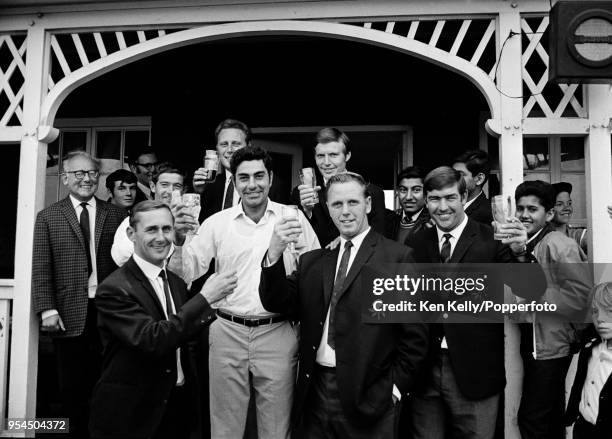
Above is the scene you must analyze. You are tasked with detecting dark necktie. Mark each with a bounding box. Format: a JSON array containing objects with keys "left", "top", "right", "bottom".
[
  {"left": 223, "top": 179, "right": 234, "bottom": 209},
  {"left": 79, "top": 202, "right": 92, "bottom": 276},
  {"left": 327, "top": 240, "right": 353, "bottom": 349},
  {"left": 158, "top": 269, "right": 174, "bottom": 319},
  {"left": 440, "top": 233, "right": 452, "bottom": 263}
]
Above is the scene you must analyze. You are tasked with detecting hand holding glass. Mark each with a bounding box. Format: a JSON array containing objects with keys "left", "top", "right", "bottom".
[
  {"left": 491, "top": 195, "right": 512, "bottom": 240},
  {"left": 282, "top": 205, "right": 300, "bottom": 253},
  {"left": 203, "top": 150, "right": 219, "bottom": 182},
  {"left": 182, "top": 193, "right": 201, "bottom": 235},
  {"left": 299, "top": 167, "right": 319, "bottom": 205}
]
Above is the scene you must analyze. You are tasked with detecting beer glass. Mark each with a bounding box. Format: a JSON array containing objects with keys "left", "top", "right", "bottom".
[
  {"left": 299, "top": 167, "right": 319, "bottom": 205},
  {"left": 282, "top": 205, "right": 300, "bottom": 253},
  {"left": 203, "top": 150, "right": 219, "bottom": 182},
  {"left": 491, "top": 195, "right": 512, "bottom": 240},
  {"left": 182, "top": 193, "right": 201, "bottom": 235}
]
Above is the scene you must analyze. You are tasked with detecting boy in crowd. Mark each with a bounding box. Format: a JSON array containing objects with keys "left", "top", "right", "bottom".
[
  {"left": 565, "top": 282, "right": 612, "bottom": 439},
  {"left": 514, "top": 180, "right": 592, "bottom": 439},
  {"left": 452, "top": 150, "right": 493, "bottom": 225},
  {"left": 106, "top": 169, "right": 138, "bottom": 213}
]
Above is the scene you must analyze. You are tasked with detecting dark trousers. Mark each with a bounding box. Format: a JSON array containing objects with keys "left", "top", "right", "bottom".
[
  {"left": 518, "top": 355, "right": 572, "bottom": 439},
  {"left": 154, "top": 385, "right": 191, "bottom": 439},
  {"left": 53, "top": 300, "right": 102, "bottom": 438},
  {"left": 302, "top": 365, "right": 398, "bottom": 439}
]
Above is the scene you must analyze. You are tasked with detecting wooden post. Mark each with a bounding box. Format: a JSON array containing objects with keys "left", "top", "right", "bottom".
[
  {"left": 7, "top": 22, "right": 50, "bottom": 437},
  {"left": 496, "top": 9, "right": 524, "bottom": 439}
]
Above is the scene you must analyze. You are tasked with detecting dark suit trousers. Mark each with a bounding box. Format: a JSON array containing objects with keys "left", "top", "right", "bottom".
[
  {"left": 518, "top": 354, "right": 572, "bottom": 439},
  {"left": 302, "top": 365, "right": 398, "bottom": 439},
  {"left": 53, "top": 300, "right": 102, "bottom": 438}
]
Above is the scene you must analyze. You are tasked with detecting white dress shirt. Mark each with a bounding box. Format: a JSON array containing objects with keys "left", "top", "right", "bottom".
[
  {"left": 435, "top": 214, "right": 469, "bottom": 349},
  {"left": 183, "top": 199, "right": 320, "bottom": 317},
  {"left": 132, "top": 253, "right": 185, "bottom": 386},
  {"left": 463, "top": 190, "right": 484, "bottom": 211},
  {"left": 579, "top": 340, "right": 612, "bottom": 424}
]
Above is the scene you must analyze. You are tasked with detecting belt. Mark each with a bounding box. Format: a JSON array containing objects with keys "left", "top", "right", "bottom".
[{"left": 216, "top": 310, "right": 286, "bottom": 327}]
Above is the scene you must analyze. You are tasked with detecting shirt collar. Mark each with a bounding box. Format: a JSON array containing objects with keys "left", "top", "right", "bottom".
[
  {"left": 132, "top": 252, "right": 167, "bottom": 281},
  {"left": 70, "top": 194, "right": 96, "bottom": 209},
  {"left": 339, "top": 226, "right": 371, "bottom": 253},
  {"left": 436, "top": 213, "right": 468, "bottom": 243},
  {"left": 402, "top": 208, "right": 424, "bottom": 222},
  {"left": 527, "top": 227, "right": 544, "bottom": 245},
  {"left": 464, "top": 190, "right": 483, "bottom": 210},
  {"left": 230, "top": 198, "right": 276, "bottom": 222}
]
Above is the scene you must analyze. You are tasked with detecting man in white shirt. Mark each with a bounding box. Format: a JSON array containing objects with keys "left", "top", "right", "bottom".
[
  {"left": 178, "top": 146, "right": 320, "bottom": 439},
  {"left": 260, "top": 172, "right": 428, "bottom": 438}
]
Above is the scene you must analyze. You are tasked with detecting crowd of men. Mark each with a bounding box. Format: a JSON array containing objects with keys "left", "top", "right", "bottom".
[{"left": 32, "top": 119, "right": 612, "bottom": 439}]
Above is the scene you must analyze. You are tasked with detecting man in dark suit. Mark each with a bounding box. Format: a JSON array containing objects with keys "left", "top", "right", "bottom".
[
  {"left": 453, "top": 150, "right": 493, "bottom": 225},
  {"left": 32, "top": 151, "right": 127, "bottom": 437},
  {"left": 89, "top": 201, "right": 237, "bottom": 439},
  {"left": 128, "top": 147, "right": 159, "bottom": 203},
  {"left": 292, "top": 127, "right": 387, "bottom": 247},
  {"left": 406, "top": 166, "right": 545, "bottom": 439},
  {"left": 260, "top": 172, "right": 428, "bottom": 438},
  {"left": 385, "top": 166, "right": 431, "bottom": 244}
]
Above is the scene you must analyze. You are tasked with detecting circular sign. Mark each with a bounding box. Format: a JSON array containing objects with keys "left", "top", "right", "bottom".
[{"left": 567, "top": 9, "right": 612, "bottom": 67}]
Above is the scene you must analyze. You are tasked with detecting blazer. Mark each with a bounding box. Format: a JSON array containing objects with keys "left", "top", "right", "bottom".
[
  {"left": 465, "top": 192, "right": 493, "bottom": 225},
  {"left": 32, "top": 196, "right": 126, "bottom": 337},
  {"left": 291, "top": 182, "right": 387, "bottom": 248},
  {"left": 406, "top": 218, "right": 546, "bottom": 399},
  {"left": 259, "top": 230, "right": 429, "bottom": 427},
  {"left": 89, "top": 257, "right": 215, "bottom": 439},
  {"left": 565, "top": 333, "right": 612, "bottom": 434}
]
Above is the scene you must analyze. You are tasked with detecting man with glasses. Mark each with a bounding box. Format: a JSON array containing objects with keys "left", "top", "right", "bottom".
[
  {"left": 32, "top": 151, "right": 126, "bottom": 438},
  {"left": 129, "top": 148, "right": 159, "bottom": 202}
]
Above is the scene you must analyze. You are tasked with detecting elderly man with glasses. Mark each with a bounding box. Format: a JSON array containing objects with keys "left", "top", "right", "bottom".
[
  {"left": 32, "top": 151, "right": 127, "bottom": 438},
  {"left": 129, "top": 147, "right": 159, "bottom": 202}
]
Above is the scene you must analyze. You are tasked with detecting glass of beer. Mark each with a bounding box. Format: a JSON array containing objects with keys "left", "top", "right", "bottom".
[
  {"left": 182, "top": 193, "right": 201, "bottom": 235},
  {"left": 203, "top": 150, "right": 219, "bottom": 182},
  {"left": 299, "top": 167, "right": 319, "bottom": 205},
  {"left": 491, "top": 195, "right": 512, "bottom": 240},
  {"left": 282, "top": 205, "right": 300, "bottom": 253}
]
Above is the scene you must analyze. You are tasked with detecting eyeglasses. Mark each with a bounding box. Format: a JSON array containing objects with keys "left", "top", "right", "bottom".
[
  {"left": 63, "top": 170, "right": 100, "bottom": 180},
  {"left": 137, "top": 162, "right": 158, "bottom": 170}
]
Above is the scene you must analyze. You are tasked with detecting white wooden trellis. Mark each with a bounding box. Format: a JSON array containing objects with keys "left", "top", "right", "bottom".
[{"left": 0, "top": 34, "right": 27, "bottom": 128}]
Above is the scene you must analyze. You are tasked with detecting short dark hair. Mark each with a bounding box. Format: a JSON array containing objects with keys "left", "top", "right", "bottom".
[
  {"left": 129, "top": 200, "right": 173, "bottom": 228},
  {"left": 215, "top": 118, "right": 252, "bottom": 145},
  {"left": 128, "top": 146, "right": 157, "bottom": 165},
  {"left": 61, "top": 151, "right": 100, "bottom": 173},
  {"left": 552, "top": 182, "right": 572, "bottom": 197},
  {"left": 424, "top": 166, "right": 467, "bottom": 195},
  {"left": 397, "top": 166, "right": 425, "bottom": 184},
  {"left": 454, "top": 150, "right": 490, "bottom": 185},
  {"left": 106, "top": 169, "right": 138, "bottom": 193},
  {"left": 230, "top": 146, "right": 273, "bottom": 176},
  {"left": 515, "top": 180, "right": 555, "bottom": 211},
  {"left": 151, "top": 165, "right": 185, "bottom": 184},
  {"left": 326, "top": 172, "right": 370, "bottom": 198},
  {"left": 315, "top": 127, "right": 351, "bottom": 155}
]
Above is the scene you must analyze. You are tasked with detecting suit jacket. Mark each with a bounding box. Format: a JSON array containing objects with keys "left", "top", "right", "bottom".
[
  {"left": 89, "top": 257, "right": 215, "bottom": 438},
  {"left": 32, "top": 196, "right": 126, "bottom": 337},
  {"left": 259, "top": 230, "right": 429, "bottom": 427},
  {"left": 291, "top": 182, "right": 387, "bottom": 248},
  {"left": 565, "top": 332, "right": 612, "bottom": 434},
  {"left": 465, "top": 191, "right": 493, "bottom": 225},
  {"left": 406, "top": 218, "right": 546, "bottom": 399}
]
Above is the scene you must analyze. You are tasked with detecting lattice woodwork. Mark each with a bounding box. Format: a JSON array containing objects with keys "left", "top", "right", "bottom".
[
  {"left": 521, "top": 16, "right": 585, "bottom": 118},
  {"left": 0, "top": 34, "right": 27, "bottom": 127},
  {"left": 49, "top": 28, "right": 185, "bottom": 91}
]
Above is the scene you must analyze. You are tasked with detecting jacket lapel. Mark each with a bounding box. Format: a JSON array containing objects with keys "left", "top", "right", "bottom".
[
  {"left": 94, "top": 197, "right": 108, "bottom": 252},
  {"left": 125, "top": 257, "right": 166, "bottom": 319},
  {"left": 450, "top": 219, "right": 478, "bottom": 263},
  {"left": 335, "top": 230, "right": 377, "bottom": 302},
  {"left": 322, "top": 247, "right": 338, "bottom": 309},
  {"left": 59, "top": 196, "right": 88, "bottom": 253},
  {"left": 167, "top": 272, "right": 184, "bottom": 310},
  {"left": 425, "top": 227, "right": 440, "bottom": 262}
]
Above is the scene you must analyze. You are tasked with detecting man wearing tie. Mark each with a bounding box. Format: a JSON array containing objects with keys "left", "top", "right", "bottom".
[
  {"left": 89, "top": 201, "right": 237, "bottom": 439},
  {"left": 32, "top": 151, "right": 126, "bottom": 437},
  {"left": 260, "top": 172, "right": 428, "bottom": 438},
  {"left": 406, "top": 166, "right": 545, "bottom": 439}
]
